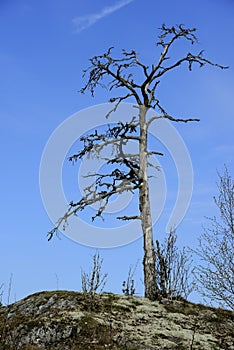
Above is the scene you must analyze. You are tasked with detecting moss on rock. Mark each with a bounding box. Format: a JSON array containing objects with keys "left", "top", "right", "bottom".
[{"left": 0, "top": 291, "right": 233, "bottom": 350}]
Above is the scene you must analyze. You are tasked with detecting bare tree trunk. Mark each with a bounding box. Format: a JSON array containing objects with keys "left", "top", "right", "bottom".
[{"left": 139, "top": 105, "right": 158, "bottom": 300}]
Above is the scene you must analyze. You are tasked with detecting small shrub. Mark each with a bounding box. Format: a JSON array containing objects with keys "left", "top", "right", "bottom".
[
  {"left": 0, "top": 283, "right": 3, "bottom": 306},
  {"left": 155, "top": 229, "right": 195, "bottom": 300},
  {"left": 122, "top": 263, "right": 137, "bottom": 296},
  {"left": 81, "top": 252, "right": 108, "bottom": 297}
]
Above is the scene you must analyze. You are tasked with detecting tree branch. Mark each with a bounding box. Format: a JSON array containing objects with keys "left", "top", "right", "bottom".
[
  {"left": 147, "top": 114, "right": 200, "bottom": 130},
  {"left": 117, "top": 215, "right": 141, "bottom": 221},
  {"left": 48, "top": 169, "right": 141, "bottom": 240},
  {"left": 69, "top": 118, "right": 139, "bottom": 162}
]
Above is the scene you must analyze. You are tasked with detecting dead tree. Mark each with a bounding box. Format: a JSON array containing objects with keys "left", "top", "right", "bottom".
[{"left": 48, "top": 24, "right": 227, "bottom": 301}]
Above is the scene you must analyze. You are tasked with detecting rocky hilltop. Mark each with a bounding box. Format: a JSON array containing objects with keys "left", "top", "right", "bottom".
[{"left": 0, "top": 290, "right": 233, "bottom": 350}]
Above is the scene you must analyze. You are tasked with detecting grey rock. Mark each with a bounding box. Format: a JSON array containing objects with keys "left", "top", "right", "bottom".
[{"left": 0, "top": 290, "right": 233, "bottom": 350}]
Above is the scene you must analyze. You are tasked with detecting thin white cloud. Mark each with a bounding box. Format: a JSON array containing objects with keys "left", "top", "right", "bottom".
[{"left": 72, "top": 0, "right": 134, "bottom": 33}]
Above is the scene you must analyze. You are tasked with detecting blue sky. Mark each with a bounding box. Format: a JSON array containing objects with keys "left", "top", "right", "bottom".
[{"left": 0, "top": 0, "right": 233, "bottom": 304}]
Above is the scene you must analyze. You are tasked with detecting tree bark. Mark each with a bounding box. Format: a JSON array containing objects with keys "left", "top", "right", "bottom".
[{"left": 139, "top": 105, "right": 159, "bottom": 300}]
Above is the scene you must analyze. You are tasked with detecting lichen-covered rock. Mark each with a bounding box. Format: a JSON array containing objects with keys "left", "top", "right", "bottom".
[{"left": 0, "top": 290, "right": 233, "bottom": 350}]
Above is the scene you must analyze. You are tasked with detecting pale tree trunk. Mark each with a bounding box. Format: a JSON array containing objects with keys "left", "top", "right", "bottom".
[{"left": 139, "top": 105, "right": 159, "bottom": 300}]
